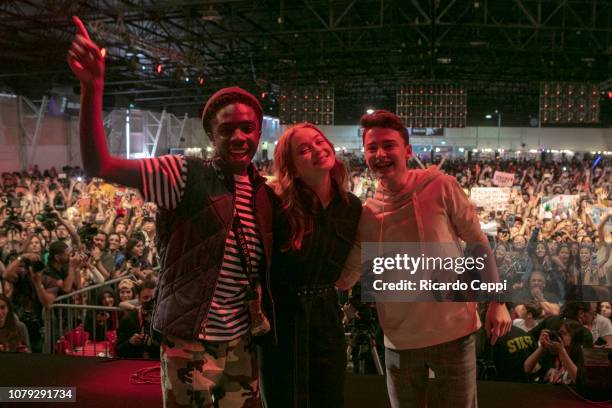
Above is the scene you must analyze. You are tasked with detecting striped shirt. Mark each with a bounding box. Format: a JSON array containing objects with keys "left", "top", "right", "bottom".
[
  {"left": 138, "top": 156, "right": 262, "bottom": 342},
  {"left": 138, "top": 155, "right": 187, "bottom": 210},
  {"left": 200, "top": 174, "right": 262, "bottom": 341}
]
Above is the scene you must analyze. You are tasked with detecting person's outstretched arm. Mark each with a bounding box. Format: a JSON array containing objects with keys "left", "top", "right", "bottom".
[{"left": 67, "top": 16, "right": 140, "bottom": 189}]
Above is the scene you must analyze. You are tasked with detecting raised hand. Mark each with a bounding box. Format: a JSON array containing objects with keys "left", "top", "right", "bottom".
[{"left": 67, "top": 16, "right": 105, "bottom": 86}]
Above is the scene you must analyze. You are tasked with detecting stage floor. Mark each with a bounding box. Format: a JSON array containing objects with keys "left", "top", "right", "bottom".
[{"left": 0, "top": 354, "right": 598, "bottom": 407}]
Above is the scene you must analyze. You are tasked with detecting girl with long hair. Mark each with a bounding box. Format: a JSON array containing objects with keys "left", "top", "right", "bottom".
[
  {"left": 551, "top": 243, "right": 573, "bottom": 300},
  {"left": 259, "top": 123, "right": 362, "bottom": 408},
  {"left": 529, "top": 241, "right": 552, "bottom": 276},
  {"left": 575, "top": 245, "right": 604, "bottom": 285},
  {"left": 0, "top": 294, "right": 30, "bottom": 353},
  {"left": 524, "top": 319, "right": 584, "bottom": 385},
  {"left": 114, "top": 237, "right": 150, "bottom": 281}
]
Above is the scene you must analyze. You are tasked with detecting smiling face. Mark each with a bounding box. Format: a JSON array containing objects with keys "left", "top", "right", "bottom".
[
  {"left": 363, "top": 127, "right": 412, "bottom": 191},
  {"left": 108, "top": 234, "right": 120, "bottom": 251},
  {"left": 119, "top": 287, "right": 133, "bottom": 301},
  {"left": 290, "top": 127, "right": 335, "bottom": 182},
  {"left": 536, "top": 243, "right": 547, "bottom": 258},
  {"left": 210, "top": 102, "right": 261, "bottom": 175}
]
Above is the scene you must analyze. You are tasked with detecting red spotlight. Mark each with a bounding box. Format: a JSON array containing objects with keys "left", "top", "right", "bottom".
[
  {"left": 198, "top": 77, "right": 205, "bottom": 86},
  {"left": 607, "top": 91, "right": 612, "bottom": 99},
  {"left": 155, "top": 63, "right": 163, "bottom": 74},
  {"left": 261, "top": 92, "right": 268, "bottom": 99}
]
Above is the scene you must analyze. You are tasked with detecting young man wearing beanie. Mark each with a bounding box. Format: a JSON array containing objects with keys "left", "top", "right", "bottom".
[
  {"left": 337, "top": 110, "right": 512, "bottom": 408},
  {"left": 68, "top": 17, "right": 275, "bottom": 407}
]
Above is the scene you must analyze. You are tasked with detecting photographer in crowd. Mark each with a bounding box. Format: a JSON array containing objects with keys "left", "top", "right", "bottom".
[
  {"left": 115, "top": 277, "right": 160, "bottom": 359},
  {"left": 0, "top": 165, "right": 161, "bottom": 353},
  {"left": 523, "top": 319, "right": 585, "bottom": 385},
  {"left": 1, "top": 253, "right": 56, "bottom": 352}
]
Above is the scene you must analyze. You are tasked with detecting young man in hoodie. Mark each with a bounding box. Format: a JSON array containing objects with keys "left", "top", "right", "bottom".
[{"left": 337, "top": 110, "right": 511, "bottom": 408}]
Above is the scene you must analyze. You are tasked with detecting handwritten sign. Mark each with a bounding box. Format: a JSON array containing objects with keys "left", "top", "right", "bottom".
[
  {"left": 493, "top": 171, "right": 515, "bottom": 187},
  {"left": 539, "top": 195, "right": 579, "bottom": 218},
  {"left": 470, "top": 187, "right": 511, "bottom": 209}
]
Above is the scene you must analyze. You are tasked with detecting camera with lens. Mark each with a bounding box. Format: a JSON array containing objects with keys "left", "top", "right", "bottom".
[
  {"left": 141, "top": 298, "right": 154, "bottom": 316},
  {"left": 548, "top": 330, "right": 561, "bottom": 343},
  {"left": 2, "top": 209, "right": 22, "bottom": 232},
  {"left": 78, "top": 223, "right": 99, "bottom": 251},
  {"left": 22, "top": 257, "right": 46, "bottom": 274},
  {"left": 53, "top": 194, "right": 66, "bottom": 211},
  {"left": 128, "top": 256, "right": 147, "bottom": 269},
  {"left": 36, "top": 205, "right": 57, "bottom": 231}
]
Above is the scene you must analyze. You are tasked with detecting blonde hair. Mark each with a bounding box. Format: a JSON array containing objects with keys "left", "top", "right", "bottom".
[
  {"left": 272, "top": 123, "right": 348, "bottom": 251},
  {"left": 118, "top": 279, "right": 135, "bottom": 290}
]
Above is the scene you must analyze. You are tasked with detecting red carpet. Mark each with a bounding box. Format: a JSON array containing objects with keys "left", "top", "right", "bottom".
[{"left": 0, "top": 354, "right": 598, "bottom": 407}]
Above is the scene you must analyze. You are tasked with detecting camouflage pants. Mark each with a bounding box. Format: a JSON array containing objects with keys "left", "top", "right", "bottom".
[{"left": 160, "top": 334, "right": 260, "bottom": 408}]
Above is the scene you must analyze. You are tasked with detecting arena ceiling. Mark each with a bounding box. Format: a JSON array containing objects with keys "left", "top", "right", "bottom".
[{"left": 1, "top": 0, "right": 611, "bottom": 126}]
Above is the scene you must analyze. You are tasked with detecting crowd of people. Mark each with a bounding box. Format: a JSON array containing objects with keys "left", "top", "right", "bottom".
[
  {"left": 342, "top": 153, "right": 612, "bottom": 387},
  {"left": 0, "top": 166, "right": 160, "bottom": 355},
  {"left": 0, "top": 154, "right": 610, "bottom": 384}
]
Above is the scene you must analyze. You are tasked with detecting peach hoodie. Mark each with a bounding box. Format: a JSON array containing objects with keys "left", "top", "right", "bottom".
[{"left": 337, "top": 166, "right": 491, "bottom": 349}]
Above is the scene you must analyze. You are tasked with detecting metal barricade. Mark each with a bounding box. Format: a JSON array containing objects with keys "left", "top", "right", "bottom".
[{"left": 43, "top": 276, "right": 130, "bottom": 357}]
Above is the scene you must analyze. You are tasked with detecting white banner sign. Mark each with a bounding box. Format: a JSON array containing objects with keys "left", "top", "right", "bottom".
[
  {"left": 470, "top": 187, "right": 511, "bottom": 209},
  {"left": 539, "top": 195, "right": 580, "bottom": 218}
]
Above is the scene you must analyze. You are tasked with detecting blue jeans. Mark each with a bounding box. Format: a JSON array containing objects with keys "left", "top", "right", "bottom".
[{"left": 385, "top": 334, "right": 477, "bottom": 408}]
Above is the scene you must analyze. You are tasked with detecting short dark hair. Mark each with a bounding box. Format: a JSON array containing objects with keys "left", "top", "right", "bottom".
[
  {"left": 562, "top": 301, "right": 591, "bottom": 320},
  {"left": 360, "top": 110, "right": 409, "bottom": 144},
  {"left": 136, "top": 277, "right": 157, "bottom": 297},
  {"left": 48, "top": 240, "right": 68, "bottom": 263},
  {"left": 201, "top": 87, "right": 263, "bottom": 140},
  {"left": 523, "top": 302, "right": 542, "bottom": 319}
]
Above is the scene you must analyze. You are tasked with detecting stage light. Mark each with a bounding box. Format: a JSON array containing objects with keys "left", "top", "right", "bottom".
[
  {"left": 485, "top": 114, "right": 492, "bottom": 119},
  {"left": 540, "top": 82, "right": 599, "bottom": 124},
  {"left": 185, "top": 77, "right": 190, "bottom": 83},
  {"left": 397, "top": 81, "right": 466, "bottom": 127},
  {"left": 155, "top": 63, "right": 163, "bottom": 74},
  {"left": 607, "top": 91, "right": 612, "bottom": 99},
  {"left": 280, "top": 86, "right": 334, "bottom": 125},
  {"left": 198, "top": 77, "right": 205, "bottom": 86},
  {"left": 100, "top": 48, "right": 107, "bottom": 57},
  {"left": 366, "top": 108, "right": 374, "bottom": 114}
]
